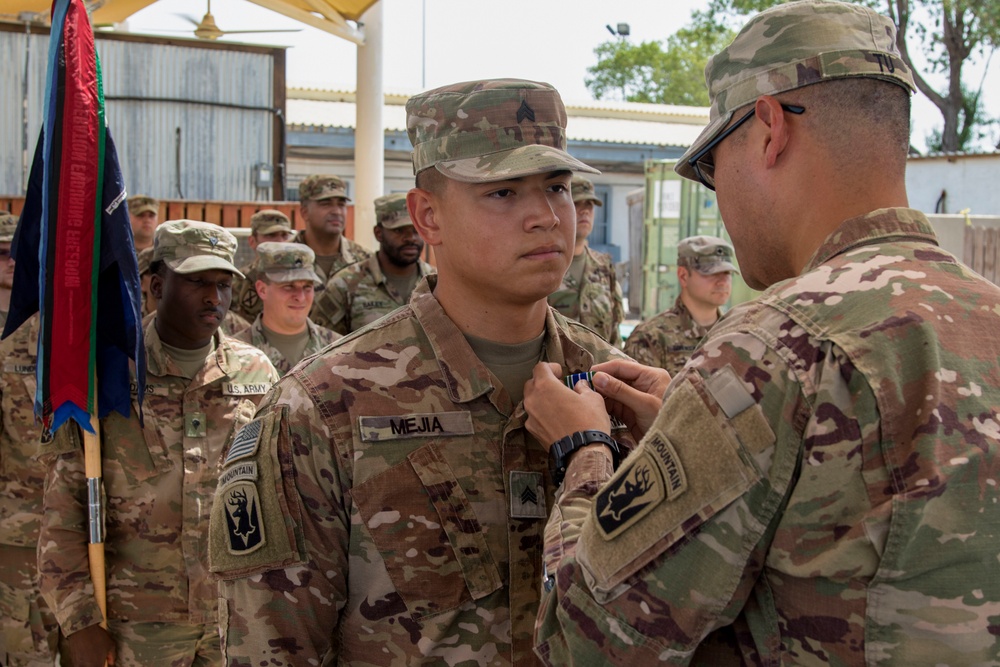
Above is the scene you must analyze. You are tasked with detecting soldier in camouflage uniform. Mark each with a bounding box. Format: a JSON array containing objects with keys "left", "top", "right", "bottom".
[
  {"left": 311, "top": 192, "right": 436, "bottom": 334},
  {"left": 523, "top": 2, "right": 1000, "bottom": 664},
  {"left": 39, "top": 220, "right": 278, "bottom": 667},
  {"left": 127, "top": 194, "right": 159, "bottom": 253},
  {"left": 1, "top": 314, "right": 69, "bottom": 666},
  {"left": 624, "top": 236, "right": 737, "bottom": 375},
  {"left": 232, "top": 242, "right": 339, "bottom": 375},
  {"left": 293, "top": 174, "right": 371, "bottom": 286},
  {"left": 0, "top": 212, "right": 16, "bottom": 332},
  {"left": 547, "top": 176, "right": 625, "bottom": 345},
  {"left": 230, "top": 209, "right": 295, "bottom": 323},
  {"left": 209, "top": 79, "right": 635, "bottom": 666}
]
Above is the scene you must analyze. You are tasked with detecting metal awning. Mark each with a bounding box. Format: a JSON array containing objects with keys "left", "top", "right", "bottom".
[{"left": 0, "top": 0, "right": 378, "bottom": 43}]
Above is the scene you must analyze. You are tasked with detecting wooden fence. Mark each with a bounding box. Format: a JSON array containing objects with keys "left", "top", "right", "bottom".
[
  {"left": 0, "top": 196, "right": 354, "bottom": 238},
  {"left": 964, "top": 226, "right": 1000, "bottom": 286}
]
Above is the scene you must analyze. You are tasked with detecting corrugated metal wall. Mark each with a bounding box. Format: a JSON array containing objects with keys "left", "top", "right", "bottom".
[{"left": 0, "top": 29, "right": 277, "bottom": 201}]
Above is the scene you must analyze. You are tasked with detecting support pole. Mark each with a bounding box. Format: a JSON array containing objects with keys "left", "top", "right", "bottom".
[
  {"left": 354, "top": 0, "right": 384, "bottom": 251},
  {"left": 83, "top": 422, "right": 107, "bottom": 629}
]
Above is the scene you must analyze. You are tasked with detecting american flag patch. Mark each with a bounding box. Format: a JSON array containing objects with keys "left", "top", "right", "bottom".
[{"left": 225, "top": 418, "right": 263, "bottom": 464}]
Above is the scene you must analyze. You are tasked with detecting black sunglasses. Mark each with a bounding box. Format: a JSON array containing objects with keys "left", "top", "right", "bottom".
[{"left": 688, "top": 104, "right": 805, "bottom": 191}]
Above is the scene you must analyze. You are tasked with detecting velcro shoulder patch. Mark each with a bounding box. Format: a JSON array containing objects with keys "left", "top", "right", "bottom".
[
  {"left": 358, "top": 411, "right": 474, "bottom": 442},
  {"left": 578, "top": 377, "right": 760, "bottom": 595},
  {"left": 210, "top": 407, "right": 303, "bottom": 578}
]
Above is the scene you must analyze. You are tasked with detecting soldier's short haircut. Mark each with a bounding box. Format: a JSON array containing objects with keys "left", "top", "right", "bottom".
[
  {"left": 149, "top": 259, "right": 166, "bottom": 277},
  {"left": 415, "top": 168, "right": 446, "bottom": 195}
]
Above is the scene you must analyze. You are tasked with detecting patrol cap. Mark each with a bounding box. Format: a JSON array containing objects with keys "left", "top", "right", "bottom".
[
  {"left": 571, "top": 176, "right": 603, "bottom": 206},
  {"left": 0, "top": 211, "right": 16, "bottom": 243},
  {"left": 255, "top": 242, "right": 322, "bottom": 286},
  {"left": 299, "top": 174, "right": 351, "bottom": 203},
  {"left": 678, "top": 235, "right": 739, "bottom": 275},
  {"left": 675, "top": 0, "right": 916, "bottom": 181},
  {"left": 374, "top": 193, "right": 413, "bottom": 230},
  {"left": 250, "top": 209, "right": 292, "bottom": 236},
  {"left": 136, "top": 246, "right": 154, "bottom": 276},
  {"left": 406, "top": 78, "right": 600, "bottom": 183},
  {"left": 128, "top": 194, "right": 159, "bottom": 216},
  {"left": 153, "top": 220, "right": 243, "bottom": 278}
]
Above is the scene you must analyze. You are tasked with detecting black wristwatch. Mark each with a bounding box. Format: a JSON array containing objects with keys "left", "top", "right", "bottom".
[{"left": 549, "top": 430, "right": 621, "bottom": 486}]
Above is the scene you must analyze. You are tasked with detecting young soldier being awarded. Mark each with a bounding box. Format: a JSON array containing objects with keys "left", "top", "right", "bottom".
[
  {"left": 311, "top": 192, "right": 436, "bottom": 334},
  {"left": 524, "top": 1, "right": 1000, "bottom": 664},
  {"left": 232, "top": 242, "right": 339, "bottom": 376},
  {"left": 624, "top": 235, "right": 737, "bottom": 374},
  {"left": 230, "top": 209, "right": 295, "bottom": 324},
  {"left": 546, "top": 176, "right": 625, "bottom": 346},
  {"left": 209, "top": 79, "right": 634, "bottom": 665},
  {"left": 292, "top": 174, "right": 371, "bottom": 286},
  {"left": 1, "top": 313, "right": 70, "bottom": 666},
  {"left": 38, "top": 221, "right": 278, "bottom": 667}
]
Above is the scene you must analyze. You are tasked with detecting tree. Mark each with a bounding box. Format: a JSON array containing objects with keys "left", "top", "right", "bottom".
[
  {"left": 585, "top": 25, "right": 734, "bottom": 106},
  {"left": 692, "top": 0, "right": 1000, "bottom": 153}
]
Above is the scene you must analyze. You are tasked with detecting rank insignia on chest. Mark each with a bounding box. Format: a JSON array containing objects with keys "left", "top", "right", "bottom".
[
  {"left": 509, "top": 471, "right": 546, "bottom": 519},
  {"left": 223, "top": 482, "right": 266, "bottom": 554}
]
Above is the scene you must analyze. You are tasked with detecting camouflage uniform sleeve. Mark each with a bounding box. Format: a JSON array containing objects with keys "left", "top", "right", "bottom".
[
  {"left": 608, "top": 267, "right": 625, "bottom": 348},
  {"left": 212, "top": 376, "right": 349, "bottom": 665},
  {"left": 622, "top": 325, "right": 662, "bottom": 369},
  {"left": 37, "top": 425, "right": 106, "bottom": 636},
  {"left": 309, "top": 277, "right": 350, "bottom": 334},
  {"left": 535, "top": 325, "right": 810, "bottom": 665}
]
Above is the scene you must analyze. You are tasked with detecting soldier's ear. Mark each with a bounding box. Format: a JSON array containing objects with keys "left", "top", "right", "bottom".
[
  {"left": 407, "top": 188, "right": 442, "bottom": 247},
  {"left": 149, "top": 272, "right": 164, "bottom": 300}
]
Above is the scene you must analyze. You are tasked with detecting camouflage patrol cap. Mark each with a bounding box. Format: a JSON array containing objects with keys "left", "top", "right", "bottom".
[
  {"left": 0, "top": 211, "right": 16, "bottom": 243},
  {"left": 255, "top": 242, "right": 322, "bottom": 286},
  {"left": 406, "top": 78, "right": 600, "bottom": 183},
  {"left": 299, "top": 174, "right": 351, "bottom": 203},
  {"left": 571, "top": 176, "right": 603, "bottom": 206},
  {"left": 678, "top": 235, "right": 739, "bottom": 275},
  {"left": 374, "top": 193, "right": 413, "bottom": 230},
  {"left": 675, "top": 0, "right": 917, "bottom": 181},
  {"left": 136, "top": 246, "right": 154, "bottom": 276},
  {"left": 128, "top": 194, "right": 159, "bottom": 216},
  {"left": 250, "top": 209, "right": 292, "bottom": 236},
  {"left": 153, "top": 220, "right": 243, "bottom": 278}
]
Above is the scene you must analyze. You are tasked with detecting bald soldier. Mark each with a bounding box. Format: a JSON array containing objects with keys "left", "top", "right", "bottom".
[
  {"left": 232, "top": 242, "right": 339, "bottom": 376},
  {"left": 231, "top": 209, "right": 295, "bottom": 323},
  {"left": 39, "top": 221, "right": 278, "bottom": 667},
  {"left": 293, "top": 174, "right": 371, "bottom": 285},
  {"left": 624, "top": 235, "right": 737, "bottom": 374},
  {"left": 210, "top": 78, "right": 635, "bottom": 665},
  {"left": 311, "top": 192, "right": 436, "bottom": 334},
  {"left": 523, "top": 1, "right": 1000, "bottom": 664},
  {"left": 127, "top": 195, "right": 159, "bottom": 252},
  {"left": 547, "top": 176, "right": 625, "bottom": 345}
]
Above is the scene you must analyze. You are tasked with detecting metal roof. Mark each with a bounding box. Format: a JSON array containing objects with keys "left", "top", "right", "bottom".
[{"left": 286, "top": 88, "right": 709, "bottom": 149}]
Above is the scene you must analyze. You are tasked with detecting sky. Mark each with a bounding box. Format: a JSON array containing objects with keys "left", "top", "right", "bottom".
[{"left": 119, "top": 0, "right": 1000, "bottom": 153}]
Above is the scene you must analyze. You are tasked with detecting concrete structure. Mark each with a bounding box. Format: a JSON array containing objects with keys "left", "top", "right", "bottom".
[{"left": 906, "top": 152, "right": 1000, "bottom": 217}]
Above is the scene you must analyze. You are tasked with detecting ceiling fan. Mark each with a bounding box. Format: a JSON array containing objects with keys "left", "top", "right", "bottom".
[{"left": 177, "top": 0, "right": 302, "bottom": 40}]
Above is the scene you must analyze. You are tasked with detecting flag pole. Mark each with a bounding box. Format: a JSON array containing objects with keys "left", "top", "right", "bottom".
[{"left": 84, "top": 416, "right": 107, "bottom": 629}]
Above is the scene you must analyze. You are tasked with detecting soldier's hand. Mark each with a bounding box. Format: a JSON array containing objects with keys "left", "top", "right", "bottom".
[
  {"left": 590, "top": 359, "right": 671, "bottom": 441},
  {"left": 67, "top": 624, "right": 117, "bottom": 667},
  {"left": 524, "top": 362, "right": 611, "bottom": 451}
]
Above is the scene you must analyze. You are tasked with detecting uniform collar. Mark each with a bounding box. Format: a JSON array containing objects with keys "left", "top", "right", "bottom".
[{"left": 804, "top": 208, "right": 938, "bottom": 273}]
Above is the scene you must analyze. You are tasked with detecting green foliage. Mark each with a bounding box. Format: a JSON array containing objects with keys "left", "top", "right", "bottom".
[{"left": 585, "top": 25, "right": 733, "bottom": 106}]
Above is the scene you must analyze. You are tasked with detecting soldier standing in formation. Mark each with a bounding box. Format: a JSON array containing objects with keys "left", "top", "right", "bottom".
[
  {"left": 0, "top": 212, "right": 17, "bottom": 332},
  {"left": 624, "top": 235, "right": 737, "bottom": 374},
  {"left": 0, "top": 311, "right": 68, "bottom": 667},
  {"left": 232, "top": 242, "right": 339, "bottom": 376},
  {"left": 292, "top": 174, "right": 371, "bottom": 287},
  {"left": 311, "top": 192, "right": 435, "bottom": 334},
  {"left": 126, "top": 195, "right": 159, "bottom": 253},
  {"left": 209, "top": 78, "right": 634, "bottom": 665},
  {"left": 523, "top": 1, "right": 1000, "bottom": 664},
  {"left": 230, "top": 209, "right": 295, "bottom": 324},
  {"left": 38, "top": 221, "right": 278, "bottom": 667},
  {"left": 547, "top": 176, "right": 625, "bottom": 345}
]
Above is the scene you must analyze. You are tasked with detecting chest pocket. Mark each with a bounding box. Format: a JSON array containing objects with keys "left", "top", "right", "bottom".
[
  {"left": 106, "top": 397, "right": 173, "bottom": 485},
  {"left": 1, "top": 370, "right": 41, "bottom": 474},
  {"left": 351, "top": 442, "right": 503, "bottom": 619}
]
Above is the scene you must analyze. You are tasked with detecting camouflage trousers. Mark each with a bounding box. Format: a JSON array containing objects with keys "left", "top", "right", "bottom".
[
  {"left": 107, "top": 621, "right": 222, "bottom": 667},
  {"left": 0, "top": 545, "right": 65, "bottom": 667}
]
